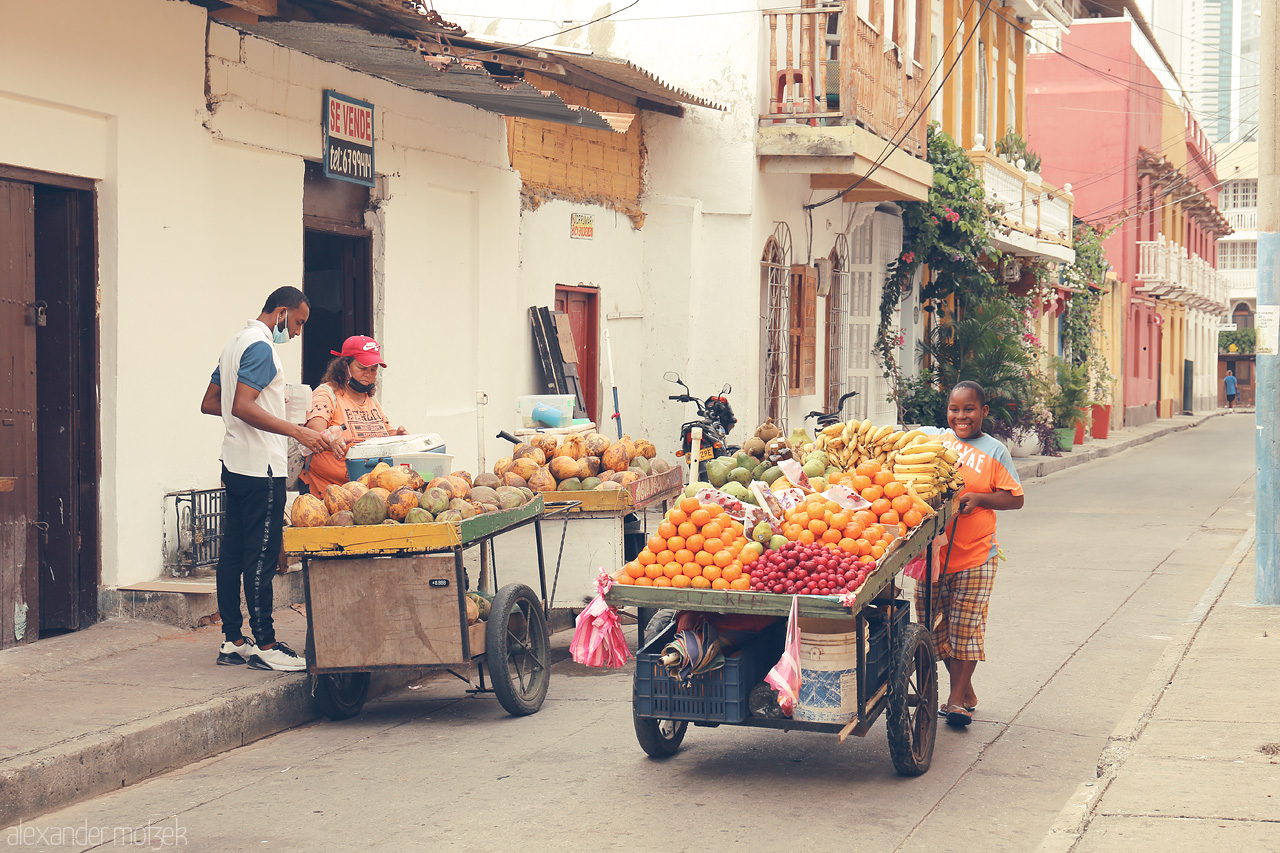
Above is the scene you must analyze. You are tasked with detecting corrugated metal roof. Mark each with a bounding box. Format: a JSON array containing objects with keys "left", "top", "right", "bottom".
[
  {"left": 234, "top": 21, "right": 636, "bottom": 132},
  {"left": 439, "top": 38, "right": 725, "bottom": 113}
]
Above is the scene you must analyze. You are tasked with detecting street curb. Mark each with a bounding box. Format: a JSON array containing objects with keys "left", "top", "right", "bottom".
[
  {"left": 0, "top": 669, "right": 421, "bottom": 829},
  {"left": 1033, "top": 525, "right": 1256, "bottom": 853},
  {"left": 1014, "top": 412, "right": 1224, "bottom": 481}
]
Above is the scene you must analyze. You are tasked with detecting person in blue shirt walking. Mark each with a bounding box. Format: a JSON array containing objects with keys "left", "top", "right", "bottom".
[{"left": 1223, "top": 370, "right": 1238, "bottom": 411}]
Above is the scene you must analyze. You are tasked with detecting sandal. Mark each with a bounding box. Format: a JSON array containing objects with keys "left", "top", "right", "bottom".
[
  {"left": 945, "top": 704, "right": 973, "bottom": 728},
  {"left": 938, "top": 703, "right": 976, "bottom": 718}
]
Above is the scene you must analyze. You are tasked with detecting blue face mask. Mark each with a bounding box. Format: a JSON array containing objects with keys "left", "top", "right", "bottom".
[{"left": 272, "top": 311, "right": 290, "bottom": 344}]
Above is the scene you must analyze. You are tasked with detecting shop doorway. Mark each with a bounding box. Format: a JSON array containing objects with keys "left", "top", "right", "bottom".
[
  {"left": 301, "top": 162, "right": 372, "bottom": 389},
  {"left": 554, "top": 285, "right": 599, "bottom": 423},
  {"left": 0, "top": 170, "right": 100, "bottom": 647}
]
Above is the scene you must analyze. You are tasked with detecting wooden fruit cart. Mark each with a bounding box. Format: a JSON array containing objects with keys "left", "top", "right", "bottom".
[
  {"left": 604, "top": 498, "right": 956, "bottom": 776},
  {"left": 283, "top": 494, "right": 573, "bottom": 720},
  {"left": 495, "top": 466, "right": 685, "bottom": 609}
]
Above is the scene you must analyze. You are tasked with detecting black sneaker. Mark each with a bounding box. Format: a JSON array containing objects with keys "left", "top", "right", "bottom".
[
  {"left": 217, "top": 637, "right": 257, "bottom": 666},
  {"left": 248, "top": 641, "right": 307, "bottom": 672}
]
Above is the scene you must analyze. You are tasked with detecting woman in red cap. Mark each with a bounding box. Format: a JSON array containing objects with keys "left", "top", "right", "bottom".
[{"left": 300, "top": 335, "right": 407, "bottom": 498}]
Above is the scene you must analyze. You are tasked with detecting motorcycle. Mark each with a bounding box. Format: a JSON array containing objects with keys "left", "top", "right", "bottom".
[{"left": 665, "top": 371, "right": 739, "bottom": 481}]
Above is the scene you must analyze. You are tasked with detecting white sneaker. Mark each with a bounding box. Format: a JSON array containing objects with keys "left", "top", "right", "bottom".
[
  {"left": 217, "top": 637, "right": 257, "bottom": 666},
  {"left": 248, "top": 641, "right": 308, "bottom": 672}
]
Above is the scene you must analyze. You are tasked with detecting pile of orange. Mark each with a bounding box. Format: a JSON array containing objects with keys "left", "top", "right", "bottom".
[
  {"left": 616, "top": 498, "right": 752, "bottom": 590},
  {"left": 778, "top": 493, "right": 902, "bottom": 562},
  {"left": 829, "top": 460, "right": 925, "bottom": 531}
]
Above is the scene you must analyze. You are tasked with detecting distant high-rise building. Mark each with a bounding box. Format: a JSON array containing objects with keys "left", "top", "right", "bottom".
[{"left": 1182, "top": 0, "right": 1260, "bottom": 142}]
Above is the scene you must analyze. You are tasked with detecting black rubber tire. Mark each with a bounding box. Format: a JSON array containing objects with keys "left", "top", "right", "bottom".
[
  {"left": 633, "top": 712, "right": 688, "bottom": 758},
  {"left": 885, "top": 623, "right": 938, "bottom": 777},
  {"left": 313, "top": 671, "right": 371, "bottom": 720},
  {"left": 486, "top": 583, "right": 551, "bottom": 716}
]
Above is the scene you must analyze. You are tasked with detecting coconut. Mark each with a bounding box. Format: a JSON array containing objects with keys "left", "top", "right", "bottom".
[
  {"left": 530, "top": 434, "right": 559, "bottom": 456},
  {"left": 493, "top": 457, "right": 515, "bottom": 477},
  {"left": 583, "top": 433, "right": 611, "bottom": 456}
]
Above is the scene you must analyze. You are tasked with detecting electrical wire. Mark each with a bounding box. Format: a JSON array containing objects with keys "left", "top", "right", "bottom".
[
  {"left": 448, "top": 0, "right": 641, "bottom": 61},
  {"left": 804, "top": 0, "right": 994, "bottom": 212}
]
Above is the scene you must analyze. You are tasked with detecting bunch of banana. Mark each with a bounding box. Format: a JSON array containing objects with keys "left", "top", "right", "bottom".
[
  {"left": 815, "top": 419, "right": 911, "bottom": 470},
  {"left": 891, "top": 433, "right": 963, "bottom": 503}
]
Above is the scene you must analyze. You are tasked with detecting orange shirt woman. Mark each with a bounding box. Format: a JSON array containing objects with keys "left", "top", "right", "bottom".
[{"left": 300, "top": 336, "right": 406, "bottom": 498}]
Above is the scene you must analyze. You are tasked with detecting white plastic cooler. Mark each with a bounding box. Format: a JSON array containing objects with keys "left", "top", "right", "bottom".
[{"left": 344, "top": 433, "right": 451, "bottom": 481}]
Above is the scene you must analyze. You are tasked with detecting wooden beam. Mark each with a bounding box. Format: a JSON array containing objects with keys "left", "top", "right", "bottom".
[
  {"left": 942, "top": 0, "right": 957, "bottom": 139},
  {"left": 996, "top": 12, "right": 1009, "bottom": 138},
  {"left": 961, "top": 0, "right": 975, "bottom": 147},
  {"left": 221, "top": 0, "right": 277, "bottom": 15},
  {"left": 1014, "top": 26, "right": 1026, "bottom": 136}
]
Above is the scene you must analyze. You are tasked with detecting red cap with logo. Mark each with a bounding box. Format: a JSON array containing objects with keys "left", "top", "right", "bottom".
[{"left": 330, "top": 335, "right": 387, "bottom": 367}]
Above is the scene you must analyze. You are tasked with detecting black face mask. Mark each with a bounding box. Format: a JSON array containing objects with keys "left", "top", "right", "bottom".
[{"left": 347, "top": 377, "right": 375, "bottom": 395}]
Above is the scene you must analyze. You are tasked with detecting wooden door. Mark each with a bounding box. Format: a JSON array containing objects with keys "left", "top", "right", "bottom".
[
  {"left": 0, "top": 180, "right": 39, "bottom": 648},
  {"left": 34, "top": 185, "right": 98, "bottom": 631},
  {"left": 554, "top": 285, "right": 599, "bottom": 423}
]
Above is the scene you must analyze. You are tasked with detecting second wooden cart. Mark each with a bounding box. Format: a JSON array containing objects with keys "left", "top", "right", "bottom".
[{"left": 605, "top": 498, "right": 956, "bottom": 776}]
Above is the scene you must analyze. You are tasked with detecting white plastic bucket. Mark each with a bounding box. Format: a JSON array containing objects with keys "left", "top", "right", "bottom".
[{"left": 794, "top": 618, "right": 863, "bottom": 724}]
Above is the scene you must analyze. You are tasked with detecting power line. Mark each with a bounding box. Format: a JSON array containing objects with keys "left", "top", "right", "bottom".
[{"left": 448, "top": 0, "right": 641, "bottom": 61}]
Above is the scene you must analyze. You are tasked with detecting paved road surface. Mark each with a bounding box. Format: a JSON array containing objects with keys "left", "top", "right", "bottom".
[{"left": 11, "top": 415, "right": 1257, "bottom": 852}]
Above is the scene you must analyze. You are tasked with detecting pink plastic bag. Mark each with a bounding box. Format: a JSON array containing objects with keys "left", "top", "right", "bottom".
[
  {"left": 764, "top": 595, "right": 801, "bottom": 716},
  {"left": 570, "top": 571, "right": 632, "bottom": 669},
  {"left": 904, "top": 529, "right": 949, "bottom": 583}
]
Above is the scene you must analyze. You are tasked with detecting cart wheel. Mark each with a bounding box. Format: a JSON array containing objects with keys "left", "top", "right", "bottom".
[
  {"left": 633, "top": 713, "right": 688, "bottom": 758},
  {"left": 313, "top": 671, "right": 370, "bottom": 720},
  {"left": 486, "top": 583, "right": 550, "bottom": 716},
  {"left": 886, "top": 623, "right": 938, "bottom": 776}
]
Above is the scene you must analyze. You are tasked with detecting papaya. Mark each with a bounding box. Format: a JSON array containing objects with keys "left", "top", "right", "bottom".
[
  {"left": 530, "top": 434, "right": 559, "bottom": 456},
  {"left": 290, "top": 494, "right": 328, "bottom": 528},
  {"left": 420, "top": 486, "right": 450, "bottom": 515},
  {"left": 584, "top": 433, "right": 610, "bottom": 456},
  {"left": 548, "top": 456, "right": 581, "bottom": 481},
  {"left": 352, "top": 491, "right": 389, "bottom": 525},
  {"left": 510, "top": 457, "right": 539, "bottom": 481},
  {"left": 329, "top": 510, "right": 355, "bottom": 526},
  {"left": 493, "top": 457, "right": 514, "bottom": 478},
  {"left": 387, "top": 486, "right": 419, "bottom": 522},
  {"left": 324, "top": 483, "right": 357, "bottom": 516},
  {"left": 404, "top": 507, "right": 433, "bottom": 524},
  {"left": 602, "top": 443, "right": 631, "bottom": 473},
  {"left": 527, "top": 466, "right": 557, "bottom": 492},
  {"left": 503, "top": 472, "right": 528, "bottom": 489}
]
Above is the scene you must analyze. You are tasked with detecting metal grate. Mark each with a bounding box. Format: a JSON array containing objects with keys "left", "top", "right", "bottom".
[
  {"left": 176, "top": 488, "right": 225, "bottom": 571},
  {"left": 761, "top": 222, "right": 793, "bottom": 430}
]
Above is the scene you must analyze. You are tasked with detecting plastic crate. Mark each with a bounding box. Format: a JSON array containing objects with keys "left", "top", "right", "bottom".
[
  {"left": 634, "top": 624, "right": 776, "bottom": 724},
  {"left": 862, "top": 600, "right": 911, "bottom": 690}
]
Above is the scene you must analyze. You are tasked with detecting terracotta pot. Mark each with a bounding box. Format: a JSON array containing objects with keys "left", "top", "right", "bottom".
[
  {"left": 1074, "top": 419, "right": 1086, "bottom": 445},
  {"left": 1090, "top": 404, "right": 1111, "bottom": 439}
]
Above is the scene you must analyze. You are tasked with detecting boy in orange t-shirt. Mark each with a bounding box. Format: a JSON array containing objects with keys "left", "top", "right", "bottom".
[{"left": 915, "top": 381, "right": 1024, "bottom": 728}]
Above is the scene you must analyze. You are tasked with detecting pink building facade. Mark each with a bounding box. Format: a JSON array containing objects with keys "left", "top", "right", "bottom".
[{"left": 1028, "top": 16, "right": 1227, "bottom": 425}]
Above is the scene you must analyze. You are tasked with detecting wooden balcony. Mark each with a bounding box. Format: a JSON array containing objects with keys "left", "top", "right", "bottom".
[
  {"left": 1137, "top": 234, "right": 1229, "bottom": 314},
  {"left": 758, "top": 2, "right": 932, "bottom": 204}
]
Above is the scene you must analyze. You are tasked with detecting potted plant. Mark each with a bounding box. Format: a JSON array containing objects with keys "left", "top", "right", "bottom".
[{"left": 1049, "top": 358, "right": 1090, "bottom": 452}]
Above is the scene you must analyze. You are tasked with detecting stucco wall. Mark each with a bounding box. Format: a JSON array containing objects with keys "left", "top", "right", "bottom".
[{"left": 0, "top": 0, "right": 524, "bottom": 587}]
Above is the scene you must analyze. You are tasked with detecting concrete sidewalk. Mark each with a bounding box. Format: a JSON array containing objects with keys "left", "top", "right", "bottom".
[
  {"left": 1036, "top": 531, "right": 1279, "bottom": 852},
  {"left": 0, "top": 409, "right": 1240, "bottom": 829}
]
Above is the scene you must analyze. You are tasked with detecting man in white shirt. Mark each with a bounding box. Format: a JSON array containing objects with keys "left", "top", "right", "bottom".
[{"left": 200, "top": 286, "right": 328, "bottom": 672}]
